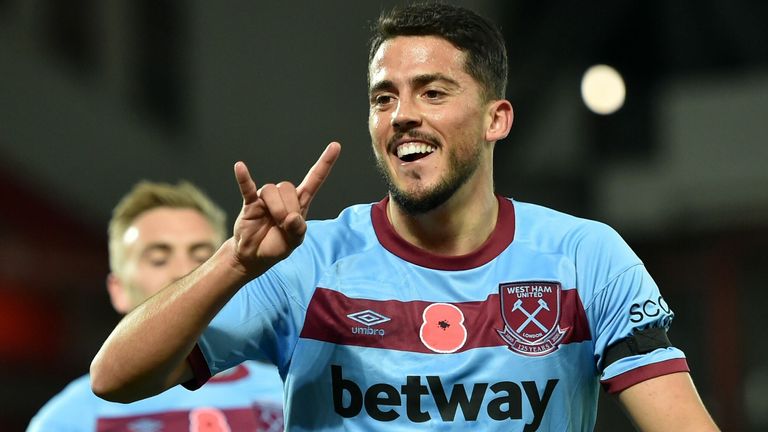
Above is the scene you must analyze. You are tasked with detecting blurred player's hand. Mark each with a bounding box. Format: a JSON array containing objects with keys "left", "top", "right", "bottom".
[{"left": 230, "top": 142, "right": 341, "bottom": 277}]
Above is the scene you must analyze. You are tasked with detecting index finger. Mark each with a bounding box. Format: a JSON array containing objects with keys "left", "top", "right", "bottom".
[
  {"left": 297, "top": 141, "right": 341, "bottom": 210},
  {"left": 234, "top": 161, "right": 259, "bottom": 204}
]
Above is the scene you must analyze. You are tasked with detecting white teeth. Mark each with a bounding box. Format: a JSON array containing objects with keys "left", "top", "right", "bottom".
[{"left": 396, "top": 142, "right": 436, "bottom": 159}]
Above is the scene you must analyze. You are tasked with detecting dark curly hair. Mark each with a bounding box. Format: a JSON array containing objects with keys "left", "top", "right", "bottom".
[{"left": 368, "top": 2, "right": 508, "bottom": 101}]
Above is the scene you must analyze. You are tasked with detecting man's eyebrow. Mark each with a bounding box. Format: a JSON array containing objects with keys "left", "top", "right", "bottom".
[
  {"left": 140, "top": 243, "right": 172, "bottom": 256},
  {"left": 410, "top": 73, "right": 460, "bottom": 89},
  {"left": 369, "top": 74, "right": 460, "bottom": 96},
  {"left": 369, "top": 79, "right": 395, "bottom": 96},
  {"left": 189, "top": 242, "right": 216, "bottom": 253}
]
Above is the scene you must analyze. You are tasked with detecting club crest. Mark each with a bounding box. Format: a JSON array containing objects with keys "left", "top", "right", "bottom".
[{"left": 497, "top": 281, "right": 568, "bottom": 356}]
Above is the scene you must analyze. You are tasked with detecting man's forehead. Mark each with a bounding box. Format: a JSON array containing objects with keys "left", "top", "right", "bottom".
[
  {"left": 369, "top": 35, "right": 465, "bottom": 75},
  {"left": 123, "top": 233, "right": 216, "bottom": 256},
  {"left": 368, "top": 36, "right": 471, "bottom": 91},
  {"left": 122, "top": 207, "right": 215, "bottom": 247},
  {"left": 122, "top": 226, "right": 141, "bottom": 245}
]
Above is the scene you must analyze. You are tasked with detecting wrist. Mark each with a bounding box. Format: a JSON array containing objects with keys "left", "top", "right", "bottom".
[{"left": 217, "top": 238, "right": 272, "bottom": 286}]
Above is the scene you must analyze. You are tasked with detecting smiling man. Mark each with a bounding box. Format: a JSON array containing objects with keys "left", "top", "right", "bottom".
[{"left": 90, "top": 3, "right": 718, "bottom": 431}]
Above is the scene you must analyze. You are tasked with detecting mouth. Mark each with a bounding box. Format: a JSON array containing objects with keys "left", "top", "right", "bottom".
[{"left": 394, "top": 141, "right": 437, "bottom": 162}]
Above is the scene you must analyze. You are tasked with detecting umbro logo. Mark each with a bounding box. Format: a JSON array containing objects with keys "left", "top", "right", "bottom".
[
  {"left": 347, "top": 309, "right": 390, "bottom": 336},
  {"left": 347, "top": 310, "right": 391, "bottom": 326}
]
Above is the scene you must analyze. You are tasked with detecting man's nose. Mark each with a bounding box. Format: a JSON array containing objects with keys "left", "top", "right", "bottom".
[{"left": 391, "top": 98, "right": 422, "bottom": 131}]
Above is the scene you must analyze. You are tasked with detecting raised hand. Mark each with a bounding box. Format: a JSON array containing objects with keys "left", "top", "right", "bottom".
[{"left": 230, "top": 142, "right": 341, "bottom": 277}]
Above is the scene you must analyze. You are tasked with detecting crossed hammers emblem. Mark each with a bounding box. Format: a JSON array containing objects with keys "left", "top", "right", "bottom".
[{"left": 512, "top": 298, "right": 550, "bottom": 333}]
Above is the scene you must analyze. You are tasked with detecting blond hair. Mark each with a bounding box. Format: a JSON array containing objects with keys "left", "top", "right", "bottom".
[{"left": 108, "top": 181, "right": 227, "bottom": 275}]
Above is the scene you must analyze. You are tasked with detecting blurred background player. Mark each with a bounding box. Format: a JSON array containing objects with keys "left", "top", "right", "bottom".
[{"left": 27, "top": 180, "right": 284, "bottom": 431}]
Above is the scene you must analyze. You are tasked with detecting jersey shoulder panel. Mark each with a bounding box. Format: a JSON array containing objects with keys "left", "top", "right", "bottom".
[
  {"left": 512, "top": 200, "right": 634, "bottom": 259},
  {"left": 269, "top": 202, "right": 381, "bottom": 306},
  {"left": 512, "top": 199, "right": 643, "bottom": 307},
  {"left": 199, "top": 203, "right": 380, "bottom": 375},
  {"left": 27, "top": 374, "right": 97, "bottom": 431}
]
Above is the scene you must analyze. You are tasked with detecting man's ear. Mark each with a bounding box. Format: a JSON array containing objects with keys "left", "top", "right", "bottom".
[
  {"left": 485, "top": 99, "right": 513, "bottom": 142},
  {"left": 106, "top": 273, "right": 131, "bottom": 315}
]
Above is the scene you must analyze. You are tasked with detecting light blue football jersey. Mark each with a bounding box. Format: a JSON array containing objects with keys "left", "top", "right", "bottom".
[
  {"left": 27, "top": 361, "right": 283, "bottom": 432},
  {"left": 189, "top": 197, "right": 687, "bottom": 431}
]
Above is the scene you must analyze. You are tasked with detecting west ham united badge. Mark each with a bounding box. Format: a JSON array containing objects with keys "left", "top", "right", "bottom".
[{"left": 497, "top": 281, "right": 568, "bottom": 356}]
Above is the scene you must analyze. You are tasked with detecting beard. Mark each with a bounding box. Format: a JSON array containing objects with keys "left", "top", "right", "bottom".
[{"left": 375, "top": 141, "right": 482, "bottom": 216}]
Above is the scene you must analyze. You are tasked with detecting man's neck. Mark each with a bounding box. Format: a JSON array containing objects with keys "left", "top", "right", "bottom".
[{"left": 386, "top": 189, "right": 499, "bottom": 256}]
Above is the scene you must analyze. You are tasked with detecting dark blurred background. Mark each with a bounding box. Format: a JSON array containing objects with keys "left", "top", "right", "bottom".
[{"left": 1, "top": 1, "right": 766, "bottom": 430}]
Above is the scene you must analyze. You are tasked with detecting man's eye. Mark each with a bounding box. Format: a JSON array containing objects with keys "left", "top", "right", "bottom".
[
  {"left": 192, "top": 250, "right": 214, "bottom": 264},
  {"left": 375, "top": 95, "right": 393, "bottom": 105},
  {"left": 144, "top": 250, "right": 170, "bottom": 266},
  {"left": 424, "top": 90, "right": 443, "bottom": 99}
]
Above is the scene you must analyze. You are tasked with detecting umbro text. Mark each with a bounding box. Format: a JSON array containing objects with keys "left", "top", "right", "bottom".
[{"left": 351, "top": 326, "right": 385, "bottom": 336}]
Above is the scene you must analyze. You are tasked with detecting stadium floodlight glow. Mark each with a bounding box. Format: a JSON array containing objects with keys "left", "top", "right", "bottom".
[{"left": 580, "top": 64, "right": 626, "bottom": 115}]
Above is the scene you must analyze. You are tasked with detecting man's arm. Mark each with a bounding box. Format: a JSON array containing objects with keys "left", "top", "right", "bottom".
[
  {"left": 90, "top": 142, "right": 341, "bottom": 402},
  {"left": 618, "top": 372, "right": 719, "bottom": 431}
]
